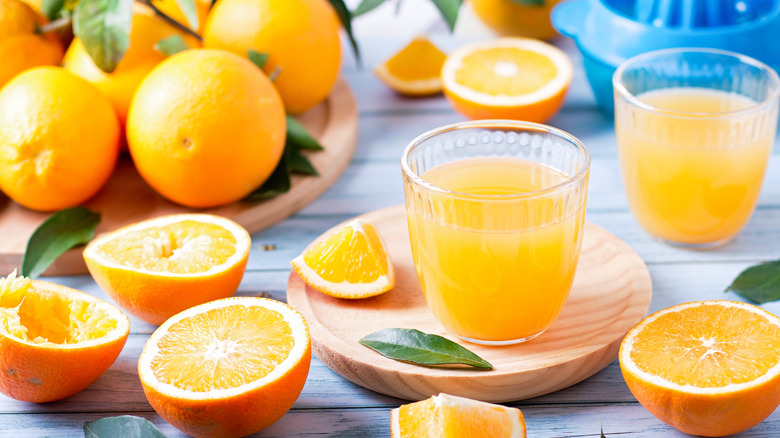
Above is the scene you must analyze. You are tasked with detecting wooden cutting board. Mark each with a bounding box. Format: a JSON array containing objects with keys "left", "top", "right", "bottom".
[
  {"left": 287, "top": 205, "right": 653, "bottom": 403},
  {"left": 0, "top": 79, "right": 358, "bottom": 276}
]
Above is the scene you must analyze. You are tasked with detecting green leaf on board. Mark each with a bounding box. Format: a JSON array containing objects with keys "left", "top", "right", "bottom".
[
  {"left": 509, "top": 0, "right": 544, "bottom": 6},
  {"left": 42, "top": 0, "right": 66, "bottom": 20},
  {"left": 84, "top": 415, "right": 168, "bottom": 438},
  {"left": 286, "top": 116, "right": 324, "bottom": 151},
  {"left": 429, "top": 0, "right": 462, "bottom": 32},
  {"left": 288, "top": 145, "right": 319, "bottom": 176},
  {"left": 154, "top": 34, "right": 189, "bottom": 56},
  {"left": 21, "top": 207, "right": 100, "bottom": 279},
  {"left": 246, "top": 147, "right": 291, "bottom": 200},
  {"left": 247, "top": 50, "right": 270, "bottom": 70},
  {"left": 359, "top": 328, "right": 493, "bottom": 369},
  {"left": 327, "top": 0, "right": 361, "bottom": 64},
  {"left": 725, "top": 259, "right": 780, "bottom": 304},
  {"left": 73, "top": 0, "right": 134, "bottom": 73},
  {"left": 172, "top": 0, "right": 198, "bottom": 30},
  {"left": 352, "top": 0, "right": 386, "bottom": 17}
]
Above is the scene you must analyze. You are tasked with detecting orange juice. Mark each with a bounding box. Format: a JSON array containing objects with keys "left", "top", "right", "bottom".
[
  {"left": 617, "top": 87, "right": 774, "bottom": 246},
  {"left": 406, "top": 157, "right": 586, "bottom": 343}
]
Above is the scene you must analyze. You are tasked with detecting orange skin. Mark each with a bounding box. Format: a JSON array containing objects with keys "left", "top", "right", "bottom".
[
  {"left": 0, "top": 0, "right": 63, "bottom": 89},
  {"left": 470, "top": 0, "right": 564, "bottom": 40},
  {"left": 142, "top": 347, "right": 310, "bottom": 438},
  {"left": 443, "top": 85, "right": 568, "bottom": 123}
]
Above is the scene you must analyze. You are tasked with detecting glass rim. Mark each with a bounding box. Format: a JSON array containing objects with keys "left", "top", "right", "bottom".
[
  {"left": 613, "top": 47, "right": 780, "bottom": 120},
  {"left": 400, "top": 120, "right": 591, "bottom": 201}
]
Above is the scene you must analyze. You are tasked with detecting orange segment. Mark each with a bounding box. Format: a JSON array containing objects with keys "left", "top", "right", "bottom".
[
  {"left": 83, "top": 214, "right": 251, "bottom": 325},
  {"left": 374, "top": 36, "right": 447, "bottom": 96},
  {"left": 138, "top": 297, "right": 311, "bottom": 438},
  {"left": 0, "top": 272, "right": 129, "bottom": 402},
  {"left": 391, "top": 393, "right": 526, "bottom": 438},
  {"left": 291, "top": 219, "right": 394, "bottom": 299},
  {"left": 441, "top": 37, "right": 573, "bottom": 123},
  {"left": 619, "top": 300, "right": 780, "bottom": 437}
]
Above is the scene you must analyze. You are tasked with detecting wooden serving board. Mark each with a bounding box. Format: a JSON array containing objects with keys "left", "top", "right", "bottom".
[
  {"left": 287, "top": 205, "right": 653, "bottom": 403},
  {"left": 0, "top": 79, "right": 358, "bottom": 277}
]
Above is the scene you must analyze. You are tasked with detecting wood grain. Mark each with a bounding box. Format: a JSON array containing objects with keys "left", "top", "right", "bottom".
[
  {"left": 287, "top": 205, "right": 653, "bottom": 403},
  {"left": 0, "top": 79, "right": 358, "bottom": 277}
]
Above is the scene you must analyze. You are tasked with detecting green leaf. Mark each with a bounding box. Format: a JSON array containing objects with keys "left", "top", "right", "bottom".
[
  {"left": 84, "top": 415, "right": 168, "bottom": 438},
  {"left": 247, "top": 50, "right": 270, "bottom": 70},
  {"left": 286, "top": 116, "right": 324, "bottom": 151},
  {"left": 154, "top": 35, "right": 189, "bottom": 56},
  {"left": 172, "top": 0, "right": 198, "bottom": 30},
  {"left": 73, "top": 0, "right": 134, "bottom": 73},
  {"left": 246, "top": 148, "right": 291, "bottom": 200},
  {"left": 288, "top": 145, "right": 318, "bottom": 176},
  {"left": 359, "top": 328, "right": 493, "bottom": 369},
  {"left": 725, "top": 259, "right": 780, "bottom": 304},
  {"left": 430, "top": 0, "right": 462, "bottom": 32},
  {"left": 509, "top": 0, "right": 544, "bottom": 6},
  {"left": 21, "top": 207, "right": 100, "bottom": 279},
  {"left": 42, "top": 0, "right": 66, "bottom": 20},
  {"left": 327, "top": 0, "right": 361, "bottom": 64},
  {"left": 352, "top": 0, "right": 386, "bottom": 17}
]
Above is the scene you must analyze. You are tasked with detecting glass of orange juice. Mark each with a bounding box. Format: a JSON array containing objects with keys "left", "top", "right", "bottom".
[
  {"left": 614, "top": 48, "right": 780, "bottom": 249},
  {"left": 401, "top": 120, "right": 590, "bottom": 345}
]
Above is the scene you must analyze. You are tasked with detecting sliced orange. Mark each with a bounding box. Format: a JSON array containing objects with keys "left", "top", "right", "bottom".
[
  {"left": 291, "top": 219, "right": 394, "bottom": 299},
  {"left": 0, "top": 272, "right": 129, "bottom": 402},
  {"left": 374, "top": 36, "right": 447, "bottom": 96},
  {"left": 391, "top": 393, "right": 526, "bottom": 437},
  {"left": 138, "top": 297, "right": 311, "bottom": 438},
  {"left": 83, "top": 214, "right": 251, "bottom": 325},
  {"left": 441, "top": 37, "right": 573, "bottom": 123},
  {"left": 619, "top": 300, "right": 780, "bottom": 437}
]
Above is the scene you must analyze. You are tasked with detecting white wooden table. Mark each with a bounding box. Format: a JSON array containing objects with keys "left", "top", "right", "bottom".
[{"left": 4, "top": 4, "right": 780, "bottom": 436}]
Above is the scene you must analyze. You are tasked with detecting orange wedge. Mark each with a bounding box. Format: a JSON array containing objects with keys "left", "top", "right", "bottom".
[
  {"left": 138, "top": 297, "right": 311, "bottom": 438},
  {"left": 391, "top": 393, "right": 526, "bottom": 437},
  {"left": 0, "top": 272, "right": 129, "bottom": 402},
  {"left": 619, "top": 300, "right": 780, "bottom": 437},
  {"left": 291, "top": 218, "right": 394, "bottom": 299},
  {"left": 374, "top": 36, "right": 447, "bottom": 96},
  {"left": 83, "top": 214, "right": 250, "bottom": 325},
  {"left": 441, "top": 37, "right": 573, "bottom": 122}
]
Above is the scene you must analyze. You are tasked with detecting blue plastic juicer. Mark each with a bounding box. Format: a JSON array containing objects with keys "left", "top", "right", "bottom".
[{"left": 552, "top": 0, "right": 780, "bottom": 113}]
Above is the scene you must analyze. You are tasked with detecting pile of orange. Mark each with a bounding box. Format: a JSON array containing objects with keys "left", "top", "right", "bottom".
[{"left": 0, "top": 0, "right": 342, "bottom": 212}]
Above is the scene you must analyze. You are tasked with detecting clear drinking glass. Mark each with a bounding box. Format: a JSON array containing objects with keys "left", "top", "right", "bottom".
[
  {"left": 614, "top": 48, "right": 780, "bottom": 249},
  {"left": 401, "top": 120, "right": 590, "bottom": 345}
]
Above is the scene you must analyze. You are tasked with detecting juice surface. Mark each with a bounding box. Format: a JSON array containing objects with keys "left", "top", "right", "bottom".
[
  {"left": 406, "top": 157, "right": 586, "bottom": 343},
  {"left": 617, "top": 87, "right": 773, "bottom": 245}
]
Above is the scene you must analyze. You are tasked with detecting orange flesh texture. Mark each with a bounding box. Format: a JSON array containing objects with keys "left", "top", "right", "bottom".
[
  {"left": 0, "top": 275, "right": 117, "bottom": 344},
  {"left": 93, "top": 220, "right": 238, "bottom": 274},
  {"left": 631, "top": 305, "right": 780, "bottom": 387},
  {"left": 302, "top": 223, "right": 388, "bottom": 283},
  {"left": 150, "top": 305, "right": 294, "bottom": 392},
  {"left": 397, "top": 397, "right": 520, "bottom": 437},
  {"left": 454, "top": 48, "right": 558, "bottom": 96},
  {"left": 385, "top": 38, "right": 446, "bottom": 80}
]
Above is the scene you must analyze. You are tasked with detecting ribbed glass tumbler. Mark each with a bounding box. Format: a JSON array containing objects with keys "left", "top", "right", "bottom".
[
  {"left": 401, "top": 120, "right": 590, "bottom": 345},
  {"left": 614, "top": 48, "right": 780, "bottom": 249}
]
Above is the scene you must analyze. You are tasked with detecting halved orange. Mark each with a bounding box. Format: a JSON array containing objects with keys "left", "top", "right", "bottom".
[
  {"left": 138, "top": 297, "right": 311, "bottom": 438},
  {"left": 374, "top": 36, "right": 447, "bottom": 96},
  {"left": 391, "top": 393, "right": 526, "bottom": 437},
  {"left": 441, "top": 37, "right": 573, "bottom": 122},
  {"left": 291, "top": 218, "right": 394, "bottom": 299},
  {"left": 0, "top": 272, "right": 129, "bottom": 402},
  {"left": 619, "top": 300, "right": 780, "bottom": 437},
  {"left": 83, "top": 214, "right": 251, "bottom": 325}
]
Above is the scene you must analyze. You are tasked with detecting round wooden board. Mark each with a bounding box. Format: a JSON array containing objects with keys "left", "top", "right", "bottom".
[
  {"left": 287, "top": 205, "right": 653, "bottom": 403},
  {"left": 0, "top": 79, "right": 358, "bottom": 276}
]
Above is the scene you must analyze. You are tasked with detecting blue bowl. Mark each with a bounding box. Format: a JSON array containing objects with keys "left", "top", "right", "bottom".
[{"left": 552, "top": 0, "right": 780, "bottom": 114}]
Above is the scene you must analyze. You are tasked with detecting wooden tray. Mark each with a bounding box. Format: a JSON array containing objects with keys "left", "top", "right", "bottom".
[
  {"left": 287, "top": 205, "right": 652, "bottom": 403},
  {"left": 0, "top": 79, "right": 358, "bottom": 276}
]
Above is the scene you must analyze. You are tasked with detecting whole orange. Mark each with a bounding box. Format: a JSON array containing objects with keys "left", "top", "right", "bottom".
[
  {"left": 0, "top": 67, "right": 120, "bottom": 211},
  {"left": 470, "top": 0, "right": 564, "bottom": 40},
  {"left": 126, "top": 49, "right": 286, "bottom": 208},
  {"left": 0, "top": 0, "right": 63, "bottom": 88},
  {"left": 64, "top": 7, "right": 200, "bottom": 130},
  {"left": 203, "top": 0, "right": 342, "bottom": 114}
]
